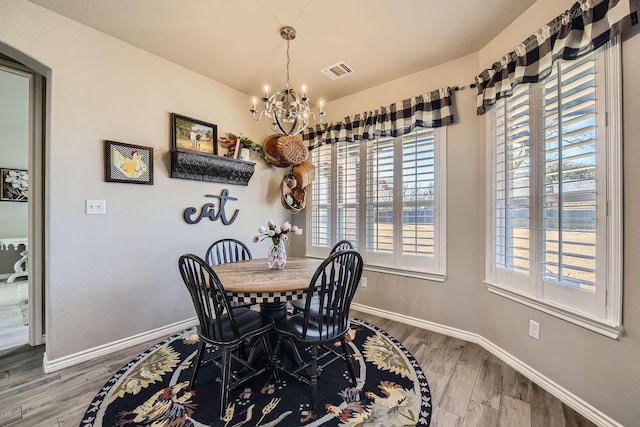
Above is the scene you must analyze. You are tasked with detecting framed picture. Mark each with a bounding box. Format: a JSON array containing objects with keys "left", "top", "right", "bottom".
[
  {"left": 0, "top": 168, "right": 28, "bottom": 202},
  {"left": 104, "top": 140, "right": 154, "bottom": 185},
  {"left": 171, "top": 113, "right": 217, "bottom": 156}
]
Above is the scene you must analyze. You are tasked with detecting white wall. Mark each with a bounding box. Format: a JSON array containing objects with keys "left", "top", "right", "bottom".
[{"left": 0, "top": 0, "right": 289, "bottom": 360}]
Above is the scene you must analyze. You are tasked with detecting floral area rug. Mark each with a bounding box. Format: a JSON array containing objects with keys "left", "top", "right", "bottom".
[{"left": 80, "top": 319, "right": 432, "bottom": 426}]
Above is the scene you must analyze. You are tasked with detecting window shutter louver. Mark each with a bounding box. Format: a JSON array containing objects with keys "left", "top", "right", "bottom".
[
  {"left": 311, "top": 147, "right": 332, "bottom": 248},
  {"left": 336, "top": 141, "right": 360, "bottom": 248},
  {"left": 366, "top": 136, "right": 395, "bottom": 254},
  {"left": 541, "top": 53, "right": 598, "bottom": 290},
  {"left": 495, "top": 84, "right": 531, "bottom": 276},
  {"left": 402, "top": 129, "right": 436, "bottom": 257}
]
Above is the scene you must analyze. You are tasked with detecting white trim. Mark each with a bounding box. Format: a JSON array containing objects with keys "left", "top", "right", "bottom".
[
  {"left": 437, "top": 127, "right": 448, "bottom": 274},
  {"left": 363, "top": 265, "right": 446, "bottom": 282},
  {"left": 351, "top": 303, "right": 624, "bottom": 427},
  {"left": 604, "top": 36, "right": 624, "bottom": 326},
  {"left": 42, "top": 317, "right": 198, "bottom": 373},
  {"left": 304, "top": 255, "right": 446, "bottom": 282}
]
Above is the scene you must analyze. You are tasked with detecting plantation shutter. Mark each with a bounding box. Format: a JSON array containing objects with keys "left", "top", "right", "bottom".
[
  {"left": 494, "top": 84, "right": 531, "bottom": 278},
  {"left": 311, "top": 146, "right": 332, "bottom": 249},
  {"left": 487, "top": 40, "right": 620, "bottom": 334},
  {"left": 402, "top": 129, "right": 436, "bottom": 257},
  {"left": 366, "top": 136, "right": 395, "bottom": 256},
  {"left": 336, "top": 141, "right": 360, "bottom": 248},
  {"left": 541, "top": 53, "right": 598, "bottom": 291}
]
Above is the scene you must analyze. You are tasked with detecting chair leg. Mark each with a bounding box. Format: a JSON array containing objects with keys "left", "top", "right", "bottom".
[
  {"left": 340, "top": 337, "right": 358, "bottom": 385},
  {"left": 189, "top": 341, "right": 206, "bottom": 389},
  {"left": 273, "top": 334, "right": 284, "bottom": 361},
  {"left": 261, "top": 334, "right": 281, "bottom": 384},
  {"left": 310, "top": 344, "right": 318, "bottom": 416},
  {"left": 219, "top": 348, "right": 233, "bottom": 420}
]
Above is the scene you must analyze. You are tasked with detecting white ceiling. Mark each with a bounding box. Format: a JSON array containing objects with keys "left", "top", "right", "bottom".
[{"left": 27, "top": 0, "right": 537, "bottom": 102}]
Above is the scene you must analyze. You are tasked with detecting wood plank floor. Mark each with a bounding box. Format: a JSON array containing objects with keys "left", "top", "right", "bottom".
[
  {"left": 0, "top": 281, "right": 29, "bottom": 352},
  {"left": 0, "top": 310, "right": 598, "bottom": 426}
]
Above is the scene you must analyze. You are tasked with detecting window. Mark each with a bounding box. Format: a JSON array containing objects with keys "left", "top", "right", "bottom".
[
  {"left": 308, "top": 128, "right": 446, "bottom": 280},
  {"left": 486, "top": 40, "right": 623, "bottom": 337}
]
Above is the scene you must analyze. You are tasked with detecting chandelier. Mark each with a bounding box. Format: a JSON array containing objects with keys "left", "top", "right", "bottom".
[{"left": 250, "top": 26, "right": 325, "bottom": 136}]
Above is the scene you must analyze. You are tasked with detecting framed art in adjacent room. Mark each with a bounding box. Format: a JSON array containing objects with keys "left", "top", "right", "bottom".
[
  {"left": 171, "top": 113, "right": 217, "bottom": 156},
  {"left": 104, "top": 140, "right": 154, "bottom": 185},
  {"left": 0, "top": 168, "right": 28, "bottom": 201}
]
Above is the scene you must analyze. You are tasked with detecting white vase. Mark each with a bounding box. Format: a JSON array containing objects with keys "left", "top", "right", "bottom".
[{"left": 239, "top": 147, "right": 250, "bottom": 160}]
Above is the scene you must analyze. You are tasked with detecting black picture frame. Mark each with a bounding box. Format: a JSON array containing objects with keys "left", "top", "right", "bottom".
[
  {"left": 0, "top": 168, "right": 28, "bottom": 202},
  {"left": 104, "top": 140, "right": 154, "bottom": 185},
  {"left": 171, "top": 113, "right": 217, "bottom": 156}
]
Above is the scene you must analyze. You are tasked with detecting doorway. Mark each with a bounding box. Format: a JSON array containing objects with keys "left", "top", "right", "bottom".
[{"left": 0, "top": 55, "right": 45, "bottom": 351}]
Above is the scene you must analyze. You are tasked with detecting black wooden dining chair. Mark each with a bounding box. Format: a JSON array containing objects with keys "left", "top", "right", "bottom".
[
  {"left": 289, "top": 240, "right": 354, "bottom": 314},
  {"left": 273, "top": 249, "right": 363, "bottom": 416},
  {"left": 178, "top": 254, "right": 280, "bottom": 419},
  {"left": 205, "top": 238, "right": 252, "bottom": 265},
  {"left": 205, "top": 238, "right": 254, "bottom": 309}
]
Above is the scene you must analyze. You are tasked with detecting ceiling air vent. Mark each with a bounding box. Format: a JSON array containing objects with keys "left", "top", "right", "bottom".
[{"left": 321, "top": 61, "right": 355, "bottom": 80}]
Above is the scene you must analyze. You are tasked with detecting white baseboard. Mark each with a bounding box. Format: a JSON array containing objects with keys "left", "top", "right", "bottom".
[
  {"left": 351, "top": 303, "right": 622, "bottom": 427},
  {"left": 42, "top": 317, "right": 198, "bottom": 373}
]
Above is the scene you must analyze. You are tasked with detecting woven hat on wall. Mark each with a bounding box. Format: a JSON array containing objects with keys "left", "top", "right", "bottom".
[
  {"left": 292, "top": 161, "right": 316, "bottom": 188},
  {"left": 280, "top": 172, "right": 306, "bottom": 214},
  {"left": 263, "top": 134, "right": 308, "bottom": 168}
]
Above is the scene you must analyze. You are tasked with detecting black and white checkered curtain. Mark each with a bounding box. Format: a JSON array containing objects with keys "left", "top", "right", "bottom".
[
  {"left": 474, "top": 0, "right": 638, "bottom": 115},
  {"left": 303, "top": 87, "right": 454, "bottom": 150}
]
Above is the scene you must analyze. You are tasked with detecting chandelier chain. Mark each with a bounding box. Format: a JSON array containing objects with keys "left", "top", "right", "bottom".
[{"left": 286, "top": 39, "right": 291, "bottom": 89}]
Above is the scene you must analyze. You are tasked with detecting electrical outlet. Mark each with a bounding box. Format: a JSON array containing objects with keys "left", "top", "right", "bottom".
[
  {"left": 529, "top": 319, "right": 540, "bottom": 340},
  {"left": 361, "top": 277, "right": 368, "bottom": 288},
  {"left": 86, "top": 199, "right": 106, "bottom": 215}
]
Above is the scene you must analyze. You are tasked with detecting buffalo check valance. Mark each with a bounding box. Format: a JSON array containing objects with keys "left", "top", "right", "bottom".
[
  {"left": 474, "top": 0, "right": 638, "bottom": 115},
  {"left": 302, "top": 87, "right": 455, "bottom": 150}
]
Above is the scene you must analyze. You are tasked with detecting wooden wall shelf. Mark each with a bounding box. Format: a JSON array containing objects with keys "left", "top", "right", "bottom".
[{"left": 170, "top": 150, "right": 255, "bottom": 186}]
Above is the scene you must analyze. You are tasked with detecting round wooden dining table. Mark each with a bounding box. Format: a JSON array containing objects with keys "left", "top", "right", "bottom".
[{"left": 212, "top": 257, "right": 323, "bottom": 320}]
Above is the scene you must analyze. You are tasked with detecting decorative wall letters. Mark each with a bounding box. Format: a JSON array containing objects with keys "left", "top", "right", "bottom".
[{"left": 184, "top": 189, "right": 239, "bottom": 225}]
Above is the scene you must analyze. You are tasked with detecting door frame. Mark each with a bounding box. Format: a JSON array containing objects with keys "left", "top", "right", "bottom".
[{"left": 0, "top": 58, "right": 45, "bottom": 346}]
